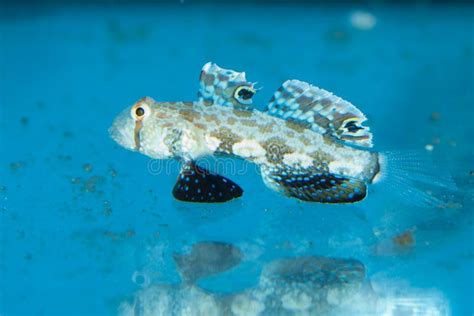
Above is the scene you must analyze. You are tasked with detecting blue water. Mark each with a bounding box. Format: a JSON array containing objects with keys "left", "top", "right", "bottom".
[{"left": 1, "top": 2, "right": 473, "bottom": 315}]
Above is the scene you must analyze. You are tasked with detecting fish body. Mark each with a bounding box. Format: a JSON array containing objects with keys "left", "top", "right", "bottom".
[{"left": 109, "top": 63, "right": 386, "bottom": 203}]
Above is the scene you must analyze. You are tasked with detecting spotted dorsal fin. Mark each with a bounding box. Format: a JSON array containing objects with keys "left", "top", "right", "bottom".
[
  {"left": 198, "top": 62, "right": 258, "bottom": 109},
  {"left": 267, "top": 80, "right": 373, "bottom": 148}
]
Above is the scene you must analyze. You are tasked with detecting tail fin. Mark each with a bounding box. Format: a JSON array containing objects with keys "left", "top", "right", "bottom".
[{"left": 375, "top": 150, "right": 457, "bottom": 207}]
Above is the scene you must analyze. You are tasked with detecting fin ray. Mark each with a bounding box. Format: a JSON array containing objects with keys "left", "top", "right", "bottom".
[{"left": 376, "top": 150, "right": 457, "bottom": 207}]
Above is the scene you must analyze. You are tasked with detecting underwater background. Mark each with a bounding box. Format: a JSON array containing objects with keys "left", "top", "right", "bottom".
[{"left": 1, "top": 1, "right": 473, "bottom": 315}]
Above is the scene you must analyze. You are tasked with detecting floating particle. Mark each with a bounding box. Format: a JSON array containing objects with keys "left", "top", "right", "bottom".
[
  {"left": 104, "top": 231, "right": 119, "bottom": 240},
  {"left": 36, "top": 101, "right": 46, "bottom": 110},
  {"left": 132, "top": 271, "right": 148, "bottom": 286},
  {"left": 325, "top": 29, "right": 350, "bottom": 43},
  {"left": 20, "top": 116, "right": 29, "bottom": 126},
  {"left": 83, "top": 163, "right": 93, "bottom": 173},
  {"left": 70, "top": 177, "right": 81, "bottom": 185},
  {"left": 350, "top": 11, "right": 376, "bottom": 30},
  {"left": 430, "top": 112, "right": 441, "bottom": 121},
  {"left": 58, "top": 154, "right": 72, "bottom": 161},
  {"left": 9, "top": 162, "right": 25, "bottom": 171},
  {"left": 103, "top": 200, "right": 112, "bottom": 216},
  {"left": 470, "top": 171, "right": 474, "bottom": 177},
  {"left": 437, "top": 260, "right": 459, "bottom": 272},
  {"left": 81, "top": 176, "right": 104, "bottom": 193},
  {"left": 425, "top": 144, "right": 434, "bottom": 151},
  {"left": 447, "top": 139, "right": 457, "bottom": 147},
  {"left": 63, "top": 131, "right": 74, "bottom": 138},
  {"left": 108, "top": 167, "right": 118, "bottom": 178},
  {"left": 126, "top": 229, "right": 135, "bottom": 238},
  {"left": 0, "top": 185, "right": 6, "bottom": 193},
  {"left": 393, "top": 230, "right": 415, "bottom": 247}
]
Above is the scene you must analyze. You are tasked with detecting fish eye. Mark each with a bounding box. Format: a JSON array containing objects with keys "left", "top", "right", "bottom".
[
  {"left": 135, "top": 107, "right": 145, "bottom": 117},
  {"left": 131, "top": 102, "right": 150, "bottom": 120},
  {"left": 234, "top": 85, "right": 255, "bottom": 105}
]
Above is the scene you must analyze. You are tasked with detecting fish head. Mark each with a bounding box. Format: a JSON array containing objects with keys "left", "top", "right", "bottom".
[{"left": 109, "top": 97, "right": 177, "bottom": 159}]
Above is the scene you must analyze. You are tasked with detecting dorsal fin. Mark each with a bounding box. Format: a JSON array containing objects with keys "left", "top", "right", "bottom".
[
  {"left": 267, "top": 80, "right": 373, "bottom": 148},
  {"left": 198, "top": 62, "right": 258, "bottom": 109}
]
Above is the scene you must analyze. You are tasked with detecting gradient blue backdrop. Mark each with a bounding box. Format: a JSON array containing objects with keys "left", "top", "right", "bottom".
[{"left": 1, "top": 2, "right": 473, "bottom": 315}]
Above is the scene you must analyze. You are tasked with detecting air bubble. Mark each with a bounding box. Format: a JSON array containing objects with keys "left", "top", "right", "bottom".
[{"left": 132, "top": 271, "right": 150, "bottom": 288}]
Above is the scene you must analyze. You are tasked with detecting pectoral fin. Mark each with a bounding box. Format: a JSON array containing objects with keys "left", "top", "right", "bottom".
[
  {"left": 261, "top": 165, "right": 367, "bottom": 203},
  {"left": 173, "top": 161, "right": 243, "bottom": 203}
]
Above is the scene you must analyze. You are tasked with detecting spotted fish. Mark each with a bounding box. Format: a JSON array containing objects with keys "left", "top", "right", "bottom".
[{"left": 109, "top": 62, "right": 453, "bottom": 204}]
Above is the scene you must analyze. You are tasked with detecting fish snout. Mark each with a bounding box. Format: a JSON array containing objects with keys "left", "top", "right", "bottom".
[{"left": 109, "top": 109, "right": 136, "bottom": 151}]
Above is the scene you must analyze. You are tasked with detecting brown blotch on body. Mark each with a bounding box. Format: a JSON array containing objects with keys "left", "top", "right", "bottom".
[
  {"left": 204, "top": 114, "right": 221, "bottom": 124},
  {"left": 240, "top": 119, "right": 258, "bottom": 127},
  {"left": 210, "top": 127, "right": 242, "bottom": 154},
  {"left": 233, "top": 109, "right": 253, "bottom": 118},
  {"left": 285, "top": 119, "right": 308, "bottom": 133},
  {"left": 181, "top": 101, "right": 194, "bottom": 107},
  {"left": 308, "top": 151, "right": 332, "bottom": 171},
  {"left": 161, "top": 122, "right": 174, "bottom": 129},
  {"left": 262, "top": 137, "right": 293, "bottom": 164},
  {"left": 202, "top": 100, "right": 213, "bottom": 107},
  {"left": 227, "top": 117, "right": 237, "bottom": 125},
  {"left": 179, "top": 109, "right": 201, "bottom": 122},
  {"left": 258, "top": 123, "right": 274, "bottom": 134},
  {"left": 194, "top": 123, "right": 206, "bottom": 130},
  {"left": 155, "top": 112, "right": 169, "bottom": 119},
  {"left": 299, "top": 135, "right": 312, "bottom": 146}
]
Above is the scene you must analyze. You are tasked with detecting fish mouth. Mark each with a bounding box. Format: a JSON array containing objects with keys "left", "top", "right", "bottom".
[{"left": 109, "top": 109, "right": 136, "bottom": 151}]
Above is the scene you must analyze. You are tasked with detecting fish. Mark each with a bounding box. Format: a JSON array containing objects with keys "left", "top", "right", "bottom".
[
  {"left": 173, "top": 241, "right": 243, "bottom": 284},
  {"left": 119, "top": 244, "right": 375, "bottom": 316},
  {"left": 109, "top": 62, "right": 454, "bottom": 204}
]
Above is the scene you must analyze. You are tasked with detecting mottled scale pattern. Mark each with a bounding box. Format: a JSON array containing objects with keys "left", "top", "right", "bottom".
[
  {"left": 152, "top": 100, "right": 377, "bottom": 183},
  {"left": 261, "top": 165, "right": 367, "bottom": 203},
  {"left": 198, "top": 62, "right": 257, "bottom": 109},
  {"left": 267, "top": 79, "right": 373, "bottom": 148}
]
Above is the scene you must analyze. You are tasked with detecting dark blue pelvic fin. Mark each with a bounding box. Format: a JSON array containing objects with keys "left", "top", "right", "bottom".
[
  {"left": 264, "top": 167, "right": 367, "bottom": 203},
  {"left": 172, "top": 161, "right": 243, "bottom": 203}
]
